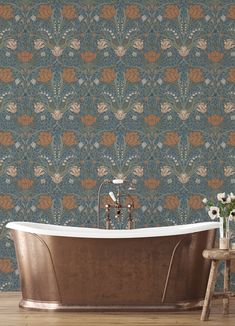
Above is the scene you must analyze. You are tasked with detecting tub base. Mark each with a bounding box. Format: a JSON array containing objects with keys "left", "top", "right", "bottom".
[{"left": 20, "top": 299, "right": 204, "bottom": 312}]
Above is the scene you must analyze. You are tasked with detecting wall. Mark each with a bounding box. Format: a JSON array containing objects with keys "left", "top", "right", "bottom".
[{"left": 0, "top": 0, "right": 234, "bottom": 290}]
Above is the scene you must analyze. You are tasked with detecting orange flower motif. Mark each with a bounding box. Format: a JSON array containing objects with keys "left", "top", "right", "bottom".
[
  {"left": 0, "top": 131, "right": 14, "bottom": 146},
  {"left": 144, "top": 114, "right": 160, "bottom": 126},
  {"left": 164, "top": 195, "right": 180, "bottom": 209},
  {"left": 207, "top": 115, "right": 224, "bottom": 126},
  {"left": 0, "top": 68, "right": 13, "bottom": 83},
  {"left": 17, "top": 115, "right": 34, "bottom": 126},
  {"left": 227, "top": 68, "right": 235, "bottom": 83},
  {"left": 81, "top": 114, "right": 96, "bottom": 126},
  {"left": 81, "top": 179, "right": 96, "bottom": 189},
  {"left": 37, "top": 131, "right": 53, "bottom": 146},
  {"left": 144, "top": 51, "right": 160, "bottom": 63},
  {"left": 80, "top": 51, "right": 97, "bottom": 63},
  {"left": 37, "top": 4, "right": 52, "bottom": 20},
  {"left": 62, "top": 131, "right": 77, "bottom": 146},
  {"left": 100, "top": 68, "right": 116, "bottom": 83},
  {"left": 164, "top": 132, "right": 180, "bottom": 146},
  {"left": 144, "top": 178, "right": 160, "bottom": 189},
  {"left": 0, "top": 195, "right": 14, "bottom": 209},
  {"left": 207, "top": 179, "right": 224, "bottom": 189},
  {"left": 188, "top": 195, "right": 204, "bottom": 209},
  {"left": 227, "top": 132, "right": 235, "bottom": 146},
  {"left": 37, "top": 68, "right": 53, "bottom": 83},
  {"left": 188, "top": 5, "right": 204, "bottom": 19},
  {"left": 37, "top": 195, "right": 53, "bottom": 210},
  {"left": 0, "top": 259, "right": 13, "bottom": 273},
  {"left": 163, "top": 68, "right": 179, "bottom": 83},
  {"left": 62, "top": 195, "right": 77, "bottom": 210},
  {"left": 17, "top": 51, "right": 33, "bottom": 63},
  {"left": 227, "top": 5, "right": 235, "bottom": 19},
  {"left": 100, "top": 131, "right": 116, "bottom": 146},
  {"left": 208, "top": 51, "right": 224, "bottom": 63},
  {"left": 62, "top": 4, "right": 77, "bottom": 19},
  {"left": 17, "top": 178, "right": 34, "bottom": 190},
  {"left": 62, "top": 68, "right": 77, "bottom": 83},
  {"left": 188, "top": 131, "right": 204, "bottom": 146},
  {"left": 125, "top": 132, "right": 141, "bottom": 146},
  {"left": 188, "top": 68, "right": 204, "bottom": 83},
  {"left": 124, "top": 5, "right": 140, "bottom": 20},
  {"left": 0, "top": 4, "right": 13, "bottom": 20},
  {"left": 164, "top": 4, "right": 179, "bottom": 19},
  {"left": 100, "top": 4, "right": 116, "bottom": 20},
  {"left": 125, "top": 68, "right": 140, "bottom": 83}
]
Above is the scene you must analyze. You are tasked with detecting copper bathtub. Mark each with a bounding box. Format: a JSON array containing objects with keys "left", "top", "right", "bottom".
[{"left": 6, "top": 221, "right": 219, "bottom": 311}]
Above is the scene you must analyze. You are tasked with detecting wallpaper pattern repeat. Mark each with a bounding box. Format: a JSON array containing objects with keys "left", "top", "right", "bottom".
[{"left": 0, "top": 0, "right": 234, "bottom": 290}]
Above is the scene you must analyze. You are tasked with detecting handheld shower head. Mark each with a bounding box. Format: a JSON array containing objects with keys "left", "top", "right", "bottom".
[{"left": 109, "top": 191, "right": 117, "bottom": 203}]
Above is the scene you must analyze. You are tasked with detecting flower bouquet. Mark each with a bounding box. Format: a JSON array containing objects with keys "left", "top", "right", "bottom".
[{"left": 203, "top": 192, "right": 235, "bottom": 249}]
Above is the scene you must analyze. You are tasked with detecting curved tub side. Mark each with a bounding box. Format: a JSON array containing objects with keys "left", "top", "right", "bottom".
[{"left": 11, "top": 230, "right": 61, "bottom": 304}]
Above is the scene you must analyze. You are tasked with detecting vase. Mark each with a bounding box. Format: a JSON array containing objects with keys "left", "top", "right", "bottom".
[{"left": 219, "top": 217, "right": 230, "bottom": 250}]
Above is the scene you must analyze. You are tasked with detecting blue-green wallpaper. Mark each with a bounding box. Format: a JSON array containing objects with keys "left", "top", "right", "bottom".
[{"left": 0, "top": 0, "right": 234, "bottom": 290}]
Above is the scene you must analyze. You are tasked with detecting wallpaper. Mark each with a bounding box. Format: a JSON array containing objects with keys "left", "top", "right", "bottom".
[{"left": 0, "top": 0, "right": 234, "bottom": 290}]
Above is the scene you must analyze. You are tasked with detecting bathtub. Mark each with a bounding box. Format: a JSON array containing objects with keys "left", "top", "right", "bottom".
[{"left": 6, "top": 221, "right": 219, "bottom": 311}]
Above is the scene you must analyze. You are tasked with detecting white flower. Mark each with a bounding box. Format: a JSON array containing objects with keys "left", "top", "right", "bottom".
[
  {"left": 34, "top": 166, "right": 45, "bottom": 177},
  {"left": 133, "top": 102, "right": 143, "bottom": 113},
  {"left": 69, "top": 166, "right": 80, "bottom": 177},
  {"left": 133, "top": 39, "right": 143, "bottom": 50},
  {"left": 6, "top": 39, "right": 17, "bottom": 50},
  {"left": 178, "top": 46, "right": 190, "bottom": 57},
  {"left": 133, "top": 166, "right": 144, "bottom": 177},
  {"left": 97, "top": 39, "right": 108, "bottom": 50},
  {"left": 178, "top": 173, "right": 190, "bottom": 184},
  {"left": 224, "top": 39, "right": 235, "bottom": 50},
  {"left": 161, "top": 166, "right": 171, "bottom": 177},
  {"left": 97, "top": 102, "right": 108, "bottom": 113},
  {"left": 202, "top": 198, "right": 208, "bottom": 204},
  {"left": 51, "top": 110, "right": 63, "bottom": 120},
  {"left": 196, "top": 39, "right": 207, "bottom": 50},
  {"left": 224, "top": 102, "right": 235, "bottom": 113},
  {"left": 70, "top": 102, "right": 80, "bottom": 113},
  {"left": 34, "top": 39, "right": 45, "bottom": 50},
  {"left": 196, "top": 102, "right": 207, "bottom": 113},
  {"left": 70, "top": 39, "right": 80, "bottom": 50},
  {"left": 34, "top": 102, "right": 45, "bottom": 113},
  {"left": 114, "top": 46, "right": 126, "bottom": 57},
  {"left": 7, "top": 102, "right": 17, "bottom": 113},
  {"left": 161, "top": 39, "right": 171, "bottom": 50},
  {"left": 217, "top": 192, "right": 231, "bottom": 203},
  {"left": 229, "top": 209, "right": 235, "bottom": 221},
  {"left": 51, "top": 46, "right": 63, "bottom": 57},
  {"left": 229, "top": 192, "right": 235, "bottom": 200},
  {"left": 177, "top": 110, "right": 190, "bottom": 120},
  {"left": 160, "top": 102, "right": 171, "bottom": 113},
  {"left": 196, "top": 166, "right": 207, "bottom": 177},
  {"left": 114, "top": 110, "right": 126, "bottom": 120},
  {"left": 97, "top": 166, "right": 108, "bottom": 177},
  {"left": 224, "top": 166, "right": 235, "bottom": 176},
  {"left": 208, "top": 206, "right": 220, "bottom": 220},
  {"left": 51, "top": 173, "right": 63, "bottom": 184},
  {"left": 6, "top": 166, "right": 17, "bottom": 177}
]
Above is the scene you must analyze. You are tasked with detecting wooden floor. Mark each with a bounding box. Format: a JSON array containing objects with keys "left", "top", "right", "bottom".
[{"left": 0, "top": 293, "right": 235, "bottom": 326}]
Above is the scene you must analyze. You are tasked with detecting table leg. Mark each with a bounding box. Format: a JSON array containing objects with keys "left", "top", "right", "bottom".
[
  {"left": 201, "top": 260, "right": 219, "bottom": 321},
  {"left": 223, "top": 259, "right": 230, "bottom": 315}
]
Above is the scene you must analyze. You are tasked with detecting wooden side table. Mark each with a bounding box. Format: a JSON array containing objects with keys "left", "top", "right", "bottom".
[{"left": 201, "top": 249, "right": 235, "bottom": 321}]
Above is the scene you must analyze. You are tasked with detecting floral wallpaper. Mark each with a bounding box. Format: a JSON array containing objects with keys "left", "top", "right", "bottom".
[{"left": 0, "top": 0, "right": 234, "bottom": 290}]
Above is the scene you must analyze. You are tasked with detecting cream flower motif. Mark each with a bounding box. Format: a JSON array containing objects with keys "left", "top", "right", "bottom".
[
  {"left": 178, "top": 46, "right": 190, "bottom": 57},
  {"left": 6, "top": 39, "right": 17, "bottom": 50},
  {"left": 217, "top": 193, "right": 231, "bottom": 203},
  {"left": 51, "top": 110, "right": 63, "bottom": 120},
  {"left": 114, "top": 46, "right": 126, "bottom": 57},
  {"left": 51, "top": 46, "right": 63, "bottom": 57},
  {"left": 70, "top": 166, "right": 80, "bottom": 177},
  {"left": 202, "top": 198, "right": 208, "bottom": 204},
  {"left": 34, "top": 39, "right": 45, "bottom": 50},
  {"left": 196, "top": 166, "right": 207, "bottom": 177},
  {"left": 229, "top": 209, "right": 235, "bottom": 221},
  {"left": 51, "top": 173, "right": 63, "bottom": 184},
  {"left": 133, "top": 102, "right": 143, "bottom": 113},
  {"left": 6, "top": 166, "right": 17, "bottom": 177},
  {"left": 34, "top": 102, "right": 45, "bottom": 113},
  {"left": 160, "top": 102, "right": 171, "bottom": 113},
  {"left": 70, "top": 39, "right": 80, "bottom": 50},
  {"left": 97, "top": 39, "right": 108, "bottom": 50},
  {"left": 161, "top": 39, "right": 171, "bottom": 50},
  {"left": 196, "top": 102, "right": 207, "bottom": 113},
  {"left": 196, "top": 39, "right": 207, "bottom": 50},
  {"left": 230, "top": 192, "right": 235, "bottom": 200},
  {"left": 70, "top": 102, "right": 80, "bottom": 113},
  {"left": 160, "top": 166, "right": 171, "bottom": 177},
  {"left": 133, "top": 166, "right": 144, "bottom": 177},
  {"left": 34, "top": 166, "right": 45, "bottom": 177},
  {"left": 208, "top": 206, "right": 220, "bottom": 220},
  {"left": 97, "top": 166, "right": 108, "bottom": 177},
  {"left": 177, "top": 110, "right": 190, "bottom": 120},
  {"left": 224, "top": 102, "right": 235, "bottom": 113},
  {"left": 178, "top": 173, "right": 190, "bottom": 184},
  {"left": 114, "top": 110, "right": 126, "bottom": 120},
  {"left": 224, "top": 39, "right": 235, "bottom": 50},
  {"left": 7, "top": 102, "right": 17, "bottom": 113},
  {"left": 133, "top": 39, "right": 143, "bottom": 50},
  {"left": 224, "top": 166, "right": 235, "bottom": 176},
  {"left": 97, "top": 102, "right": 108, "bottom": 113}
]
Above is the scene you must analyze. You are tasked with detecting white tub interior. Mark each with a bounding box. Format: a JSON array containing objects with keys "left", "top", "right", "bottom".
[{"left": 6, "top": 221, "right": 220, "bottom": 239}]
